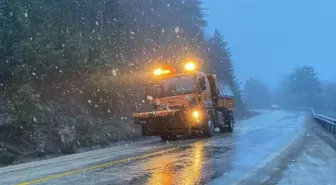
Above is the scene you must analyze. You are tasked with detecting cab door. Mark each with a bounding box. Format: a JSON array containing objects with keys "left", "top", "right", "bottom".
[{"left": 197, "top": 75, "right": 213, "bottom": 109}]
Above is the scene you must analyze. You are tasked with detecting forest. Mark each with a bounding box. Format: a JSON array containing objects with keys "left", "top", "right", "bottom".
[
  {"left": 0, "top": 0, "right": 243, "bottom": 164},
  {"left": 243, "top": 66, "right": 336, "bottom": 112}
]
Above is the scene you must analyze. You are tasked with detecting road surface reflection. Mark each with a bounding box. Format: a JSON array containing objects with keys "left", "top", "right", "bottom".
[{"left": 144, "top": 141, "right": 205, "bottom": 185}]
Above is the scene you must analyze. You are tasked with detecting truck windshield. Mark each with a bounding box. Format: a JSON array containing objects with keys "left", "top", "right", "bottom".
[{"left": 153, "top": 75, "right": 195, "bottom": 98}]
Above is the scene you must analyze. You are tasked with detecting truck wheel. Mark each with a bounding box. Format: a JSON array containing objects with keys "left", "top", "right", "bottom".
[
  {"left": 160, "top": 135, "right": 177, "bottom": 141},
  {"left": 227, "top": 115, "right": 234, "bottom": 133},
  {"left": 141, "top": 125, "right": 147, "bottom": 136},
  {"left": 203, "top": 118, "right": 214, "bottom": 137}
]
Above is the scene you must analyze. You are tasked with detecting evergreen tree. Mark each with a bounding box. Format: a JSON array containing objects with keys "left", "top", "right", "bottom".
[
  {"left": 287, "top": 66, "right": 322, "bottom": 108},
  {"left": 274, "top": 76, "right": 295, "bottom": 106},
  {"left": 321, "top": 80, "right": 336, "bottom": 110},
  {"left": 119, "top": 0, "right": 207, "bottom": 69},
  {"left": 0, "top": 0, "right": 125, "bottom": 158},
  {"left": 276, "top": 66, "right": 322, "bottom": 108},
  {"left": 207, "top": 30, "right": 244, "bottom": 109},
  {"left": 242, "top": 78, "right": 272, "bottom": 109},
  {"left": 0, "top": 0, "right": 124, "bottom": 87}
]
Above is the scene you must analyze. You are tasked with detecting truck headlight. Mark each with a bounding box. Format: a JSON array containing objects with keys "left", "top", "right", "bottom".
[{"left": 193, "top": 111, "right": 200, "bottom": 118}]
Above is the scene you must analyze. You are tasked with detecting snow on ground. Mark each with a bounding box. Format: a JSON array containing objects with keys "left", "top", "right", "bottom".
[{"left": 277, "top": 132, "right": 336, "bottom": 185}]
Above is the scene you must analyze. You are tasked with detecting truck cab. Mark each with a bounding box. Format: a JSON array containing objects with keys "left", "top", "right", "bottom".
[{"left": 133, "top": 62, "right": 235, "bottom": 141}]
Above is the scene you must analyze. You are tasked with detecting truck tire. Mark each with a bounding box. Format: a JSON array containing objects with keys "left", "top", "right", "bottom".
[
  {"left": 227, "top": 114, "right": 234, "bottom": 133},
  {"left": 141, "top": 125, "right": 147, "bottom": 136},
  {"left": 202, "top": 116, "right": 214, "bottom": 137},
  {"left": 160, "top": 135, "right": 177, "bottom": 141}
]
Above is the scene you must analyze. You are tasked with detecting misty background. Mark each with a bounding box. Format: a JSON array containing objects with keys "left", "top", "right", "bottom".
[
  {"left": 0, "top": 0, "right": 335, "bottom": 165},
  {"left": 205, "top": 0, "right": 336, "bottom": 110}
]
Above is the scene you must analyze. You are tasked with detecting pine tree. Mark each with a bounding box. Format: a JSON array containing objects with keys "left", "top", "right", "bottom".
[
  {"left": 277, "top": 66, "right": 322, "bottom": 108},
  {"left": 321, "top": 81, "right": 336, "bottom": 110},
  {"left": 0, "top": 0, "right": 125, "bottom": 157},
  {"left": 243, "top": 78, "right": 272, "bottom": 109},
  {"left": 287, "top": 66, "right": 322, "bottom": 108},
  {"left": 119, "top": 0, "right": 207, "bottom": 69},
  {"left": 207, "top": 30, "right": 244, "bottom": 109},
  {"left": 0, "top": 0, "right": 124, "bottom": 87}
]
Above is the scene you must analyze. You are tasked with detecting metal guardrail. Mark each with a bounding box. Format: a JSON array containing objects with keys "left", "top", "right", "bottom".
[
  {"left": 311, "top": 109, "right": 336, "bottom": 136},
  {"left": 282, "top": 107, "right": 336, "bottom": 136}
]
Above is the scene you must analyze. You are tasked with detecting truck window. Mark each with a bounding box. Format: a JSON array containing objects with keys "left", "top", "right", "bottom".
[
  {"left": 153, "top": 75, "right": 195, "bottom": 98},
  {"left": 198, "top": 76, "right": 207, "bottom": 91}
]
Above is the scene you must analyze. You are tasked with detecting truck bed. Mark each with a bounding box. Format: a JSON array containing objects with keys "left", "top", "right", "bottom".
[{"left": 207, "top": 74, "right": 235, "bottom": 110}]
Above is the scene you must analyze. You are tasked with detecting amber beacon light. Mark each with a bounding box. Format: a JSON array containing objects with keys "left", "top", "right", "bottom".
[
  {"left": 184, "top": 62, "right": 196, "bottom": 71},
  {"left": 153, "top": 68, "right": 171, "bottom": 76}
]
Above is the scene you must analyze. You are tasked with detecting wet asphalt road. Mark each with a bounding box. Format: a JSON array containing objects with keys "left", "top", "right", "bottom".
[{"left": 0, "top": 110, "right": 306, "bottom": 185}]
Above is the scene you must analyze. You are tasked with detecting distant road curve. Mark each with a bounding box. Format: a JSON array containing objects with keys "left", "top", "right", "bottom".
[{"left": 278, "top": 106, "right": 335, "bottom": 136}]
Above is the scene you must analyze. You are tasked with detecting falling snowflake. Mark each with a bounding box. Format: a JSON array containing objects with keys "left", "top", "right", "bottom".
[
  {"left": 33, "top": 117, "right": 37, "bottom": 122},
  {"left": 95, "top": 21, "right": 99, "bottom": 26},
  {"left": 24, "top": 12, "right": 28, "bottom": 17},
  {"left": 32, "top": 72, "right": 36, "bottom": 76},
  {"left": 175, "top": 26, "right": 180, "bottom": 34},
  {"left": 87, "top": 100, "right": 92, "bottom": 103},
  {"left": 112, "top": 68, "right": 117, "bottom": 76},
  {"left": 167, "top": 3, "right": 171, "bottom": 7}
]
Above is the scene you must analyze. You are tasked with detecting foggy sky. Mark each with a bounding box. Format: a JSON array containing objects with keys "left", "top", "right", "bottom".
[{"left": 204, "top": 0, "right": 336, "bottom": 88}]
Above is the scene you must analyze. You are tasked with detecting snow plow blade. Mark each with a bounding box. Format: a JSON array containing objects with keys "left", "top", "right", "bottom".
[{"left": 133, "top": 110, "right": 189, "bottom": 136}]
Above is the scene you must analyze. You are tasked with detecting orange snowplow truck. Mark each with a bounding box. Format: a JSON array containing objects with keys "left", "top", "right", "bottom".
[{"left": 132, "top": 62, "right": 235, "bottom": 141}]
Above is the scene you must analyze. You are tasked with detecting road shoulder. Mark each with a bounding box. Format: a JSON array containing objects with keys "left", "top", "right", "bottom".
[{"left": 236, "top": 113, "right": 336, "bottom": 185}]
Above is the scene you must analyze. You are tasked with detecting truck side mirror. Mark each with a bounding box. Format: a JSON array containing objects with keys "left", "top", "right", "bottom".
[
  {"left": 144, "top": 88, "right": 152, "bottom": 102},
  {"left": 199, "top": 77, "right": 206, "bottom": 91}
]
